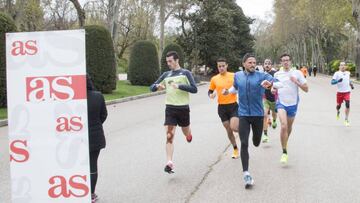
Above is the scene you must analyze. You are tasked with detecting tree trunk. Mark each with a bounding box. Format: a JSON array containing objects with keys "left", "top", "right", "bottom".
[
  {"left": 69, "top": 0, "right": 85, "bottom": 27},
  {"left": 108, "top": 0, "right": 120, "bottom": 43},
  {"left": 303, "top": 37, "right": 307, "bottom": 66},
  {"left": 311, "top": 36, "right": 316, "bottom": 67},
  {"left": 353, "top": 0, "right": 360, "bottom": 80},
  {"left": 315, "top": 31, "right": 324, "bottom": 73},
  {"left": 159, "top": 0, "right": 165, "bottom": 59},
  {"left": 5, "top": 0, "right": 13, "bottom": 16}
]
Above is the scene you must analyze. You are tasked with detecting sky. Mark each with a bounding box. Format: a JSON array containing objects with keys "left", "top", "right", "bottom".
[{"left": 236, "top": 0, "right": 274, "bottom": 22}]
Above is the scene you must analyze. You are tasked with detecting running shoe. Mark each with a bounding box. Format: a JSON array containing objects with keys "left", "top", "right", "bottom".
[
  {"left": 262, "top": 135, "right": 269, "bottom": 143},
  {"left": 164, "top": 161, "right": 174, "bottom": 174},
  {"left": 344, "top": 120, "right": 350, "bottom": 127},
  {"left": 336, "top": 111, "right": 340, "bottom": 120},
  {"left": 244, "top": 174, "right": 254, "bottom": 189},
  {"left": 231, "top": 148, "right": 239, "bottom": 159},
  {"left": 280, "top": 153, "right": 288, "bottom": 164},
  {"left": 186, "top": 134, "right": 192, "bottom": 143},
  {"left": 272, "top": 120, "right": 277, "bottom": 129},
  {"left": 91, "top": 193, "right": 98, "bottom": 203}
]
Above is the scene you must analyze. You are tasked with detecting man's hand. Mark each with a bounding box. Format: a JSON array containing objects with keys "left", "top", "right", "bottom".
[
  {"left": 171, "top": 83, "right": 179, "bottom": 89},
  {"left": 261, "top": 80, "right": 272, "bottom": 89},
  {"left": 156, "top": 84, "right": 165, "bottom": 91},
  {"left": 338, "top": 78, "right": 343, "bottom": 83},
  {"left": 290, "top": 76, "right": 301, "bottom": 86},
  {"left": 290, "top": 76, "right": 298, "bottom": 83},
  {"left": 209, "top": 92, "right": 216, "bottom": 99}
]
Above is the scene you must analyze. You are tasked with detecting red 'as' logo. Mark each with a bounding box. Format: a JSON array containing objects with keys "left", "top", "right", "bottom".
[
  {"left": 26, "top": 75, "right": 86, "bottom": 102},
  {"left": 48, "top": 175, "right": 89, "bottom": 198},
  {"left": 11, "top": 40, "right": 38, "bottom": 56},
  {"left": 56, "top": 116, "right": 83, "bottom": 132}
]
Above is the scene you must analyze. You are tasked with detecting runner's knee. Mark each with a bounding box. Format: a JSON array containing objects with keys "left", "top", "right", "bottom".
[
  {"left": 241, "top": 141, "right": 248, "bottom": 149},
  {"left": 336, "top": 105, "right": 341, "bottom": 110},
  {"left": 166, "top": 132, "right": 174, "bottom": 143},
  {"left": 345, "top": 101, "right": 350, "bottom": 108},
  {"left": 281, "top": 123, "right": 288, "bottom": 132}
]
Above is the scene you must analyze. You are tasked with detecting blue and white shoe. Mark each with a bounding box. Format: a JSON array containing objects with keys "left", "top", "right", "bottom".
[{"left": 244, "top": 174, "right": 254, "bottom": 189}]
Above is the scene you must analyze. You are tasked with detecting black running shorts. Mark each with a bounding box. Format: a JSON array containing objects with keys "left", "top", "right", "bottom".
[
  {"left": 164, "top": 106, "right": 190, "bottom": 127},
  {"left": 217, "top": 102, "right": 238, "bottom": 122}
]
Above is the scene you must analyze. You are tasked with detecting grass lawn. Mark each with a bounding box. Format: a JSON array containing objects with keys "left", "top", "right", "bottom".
[
  {"left": 103, "top": 80, "right": 150, "bottom": 101},
  {"left": 0, "top": 80, "right": 150, "bottom": 120},
  {"left": 0, "top": 108, "right": 6, "bottom": 120}
]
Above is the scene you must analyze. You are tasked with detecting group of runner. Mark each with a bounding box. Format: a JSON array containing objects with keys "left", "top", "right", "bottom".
[{"left": 150, "top": 51, "right": 353, "bottom": 189}]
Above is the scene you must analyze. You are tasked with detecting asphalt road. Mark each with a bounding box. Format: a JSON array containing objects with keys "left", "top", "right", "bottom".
[{"left": 1, "top": 75, "right": 360, "bottom": 203}]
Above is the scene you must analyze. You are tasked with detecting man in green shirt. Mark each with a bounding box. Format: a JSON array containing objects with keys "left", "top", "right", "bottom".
[{"left": 150, "top": 51, "right": 198, "bottom": 174}]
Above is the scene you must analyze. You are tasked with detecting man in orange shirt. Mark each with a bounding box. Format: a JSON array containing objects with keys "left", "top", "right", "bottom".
[
  {"left": 208, "top": 58, "right": 239, "bottom": 158},
  {"left": 300, "top": 66, "right": 308, "bottom": 78}
]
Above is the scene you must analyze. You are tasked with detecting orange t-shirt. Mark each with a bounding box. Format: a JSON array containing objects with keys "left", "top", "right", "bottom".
[
  {"left": 300, "top": 67, "right": 308, "bottom": 76},
  {"left": 209, "top": 72, "right": 237, "bottom": 104}
]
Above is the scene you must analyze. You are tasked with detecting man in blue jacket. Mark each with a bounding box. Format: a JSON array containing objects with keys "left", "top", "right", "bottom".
[{"left": 224, "top": 53, "right": 279, "bottom": 189}]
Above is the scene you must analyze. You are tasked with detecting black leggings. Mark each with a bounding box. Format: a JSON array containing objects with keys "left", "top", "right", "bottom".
[
  {"left": 238, "top": 116, "right": 264, "bottom": 171},
  {"left": 90, "top": 150, "right": 100, "bottom": 194}
]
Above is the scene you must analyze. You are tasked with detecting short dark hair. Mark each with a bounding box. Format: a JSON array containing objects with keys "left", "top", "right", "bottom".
[
  {"left": 264, "top": 58, "right": 272, "bottom": 64},
  {"left": 217, "top": 57, "right": 227, "bottom": 64},
  {"left": 280, "top": 53, "right": 291, "bottom": 61},
  {"left": 242, "top": 53, "right": 256, "bottom": 63},
  {"left": 166, "top": 51, "right": 179, "bottom": 60}
]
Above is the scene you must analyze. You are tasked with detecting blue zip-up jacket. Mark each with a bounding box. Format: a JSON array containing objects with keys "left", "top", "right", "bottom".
[{"left": 234, "top": 70, "right": 274, "bottom": 117}]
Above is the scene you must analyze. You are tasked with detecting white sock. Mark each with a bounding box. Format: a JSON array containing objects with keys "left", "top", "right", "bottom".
[{"left": 243, "top": 171, "right": 250, "bottom": 177}]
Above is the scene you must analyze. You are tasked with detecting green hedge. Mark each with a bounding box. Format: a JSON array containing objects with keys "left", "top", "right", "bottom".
[
  {"left": 128, "top": 40, "right": 159, "bottom": 85},
  {"left": 85, "top": 25, "right": 116, "bottom": 93},
  {"left": 160, "top": 43, "right": 184, "bottom": 73},
  {"left": 0, "top": 12, "right": 17, "bottom": 107}
]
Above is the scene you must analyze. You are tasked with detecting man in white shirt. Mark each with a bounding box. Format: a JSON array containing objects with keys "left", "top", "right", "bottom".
[
  {"left": 273, "top": 54, "right": 309, "bottom": 164},
  {"left": 331, "top": 62, "right": 354, "bottom": 126}
]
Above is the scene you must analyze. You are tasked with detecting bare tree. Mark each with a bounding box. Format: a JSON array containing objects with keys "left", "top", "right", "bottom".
[
  {"left": 42, "top": 0, "right": 77, "bottom": 30},
  {"left": 107, "top": 0, "right": 121, "bottom": 42},
  {"left": 117, "top": 0, "right": 156, "bottom": 59},
  {"left": 153, "top": 0, "right": 184, "bottom": 57},
  {"left": 353, "top": 0, "right": 360, "bottom": 79},
  {"left": 69, "top": 0, "right": 85, "bottom": 27}
]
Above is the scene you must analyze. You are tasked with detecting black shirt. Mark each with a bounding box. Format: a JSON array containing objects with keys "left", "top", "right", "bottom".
[{"left": 264, "top": 70, "right": 276, "bottom": 102}]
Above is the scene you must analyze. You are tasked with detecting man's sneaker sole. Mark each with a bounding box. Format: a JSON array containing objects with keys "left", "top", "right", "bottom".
[
  {"left": 262, "top": 136, "right": 269, "bottom": 143},
  {"left": 91, "top": 194, "right": 99, "bottom": 203},
  {"left": 280, "top": 154, "right": 288, "bottom": 164},
  {"left": 164, "top": 165, "right": 174, "bottom": 174},
  {"left": 231, "top": 153, "right": 239, "bottom": 159},
  {"left": 245, "top": 179, "right": 254, "bottom": 189}
]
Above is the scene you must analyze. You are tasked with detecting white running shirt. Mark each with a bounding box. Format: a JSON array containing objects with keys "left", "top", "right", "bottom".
[
  {"left": 274, "top": 69, "right": 307, "bottom": 106},
  {"left": 332, "top": 71, "right": 351, "bottom": 93}
]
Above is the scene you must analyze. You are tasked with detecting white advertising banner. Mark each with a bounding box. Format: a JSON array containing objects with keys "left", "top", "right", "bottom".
[{"left": 6, "top": 30, "right": 91, "bottom": 203}]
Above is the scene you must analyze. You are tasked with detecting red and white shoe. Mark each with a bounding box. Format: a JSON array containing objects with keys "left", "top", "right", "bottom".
[{"left": 186, "top": 134, "right": 192, "bottom": 143}]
